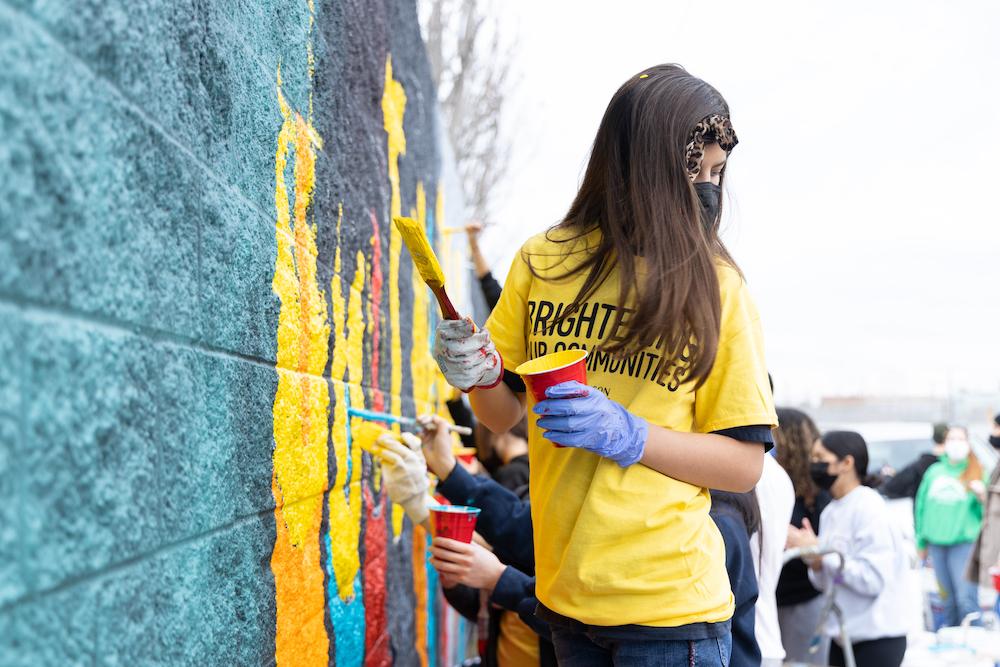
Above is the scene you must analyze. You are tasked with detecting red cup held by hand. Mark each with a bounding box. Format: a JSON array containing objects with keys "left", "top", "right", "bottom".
[
  {"left": 514, "top": 349, "right": 589, "bottom": 403},
  {"left": 429, "top": 505, "right": 481, "bottom": 543}
]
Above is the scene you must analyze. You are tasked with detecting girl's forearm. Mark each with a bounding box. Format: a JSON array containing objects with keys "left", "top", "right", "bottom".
[
  {"left": 639, "top": 425, "right": 765, "bottom": 492},
  {"left": 469, "top": 381, "right": 525, "bottom": 433}
]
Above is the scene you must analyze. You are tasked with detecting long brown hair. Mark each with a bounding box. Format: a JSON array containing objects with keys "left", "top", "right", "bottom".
[
  {"left": 526, "top": 64, "right": 739, "bottom": 385},
  {"left": 948, "top": 426, "right": 984, "bottom": 486},
  {"left": 775, "top": 407, "right": 822, "bottom": 509}
]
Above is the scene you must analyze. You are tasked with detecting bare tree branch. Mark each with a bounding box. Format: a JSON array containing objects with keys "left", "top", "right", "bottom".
[{"left": 419, "top": 0, "right": 513, "bottom": 221}]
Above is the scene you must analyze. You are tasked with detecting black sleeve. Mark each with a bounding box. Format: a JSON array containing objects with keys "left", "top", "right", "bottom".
[
  {"left": 490, "top": 567, "right": 550, "bottom": 640},
  {"left": 501, "top": 369, "right": 526, "bottom": 394},
  {"left": 713, "top": 424, "right": 774, "bottom": 452},
  {"left": 441, "top": 583, "right": 480, "bottom": 622},
  {"left": 479, "top": 271, "right": 503, "bottom": 312},
  {"left": 493, "top": 460, "right": 530, "bottom": 493},
  {"left": 445, "top": 397, "right": 477, "bottom": 449},
  {"left": 881, "top": 462, "right": 920, "bottom": 499}
]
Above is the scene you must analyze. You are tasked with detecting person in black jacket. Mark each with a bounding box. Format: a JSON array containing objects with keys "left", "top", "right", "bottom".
[
  {"left": 710, "top": 490, "right": 761, "bottom": 667},
  {"left": 466, "top": 222, "right": 502, "bottom": 311},
  {"left": 477, "top": 417, "right": 530, "bottom": 493},
  {"left": 446, "top": 224, "right": 522, "bottom": 472},
  {"left": 880, "top": 422, "right": 948, "bottom": 499},
  {"left": 774, "top": 407, "right": 830, "bottom": 664},
  {"left": 389, "top": 415, "right": 555, "bottom": 666}
]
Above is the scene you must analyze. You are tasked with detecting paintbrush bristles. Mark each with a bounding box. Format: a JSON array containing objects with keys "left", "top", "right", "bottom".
[
  {"left": 393, "top": 216, "right": 445, "bottom": 288},
  {"left": 354, "top": 422, "right": 391, "bottom": 453}
]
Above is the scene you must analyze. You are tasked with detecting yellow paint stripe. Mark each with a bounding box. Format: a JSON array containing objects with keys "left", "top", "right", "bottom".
[
  {"left": 382, "top": 55, "right": 409, "bottom": 539},
  {"left": 270, "top": 63, "right": 330, "bottom": 666}
]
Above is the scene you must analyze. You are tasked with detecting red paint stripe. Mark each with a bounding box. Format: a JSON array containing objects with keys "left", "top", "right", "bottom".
[
  {"left": 362, "top": 485, "right": 391, "bottom": 667},
  {"left": 363, "top": 210, "right": 390, "bottom": 665}
]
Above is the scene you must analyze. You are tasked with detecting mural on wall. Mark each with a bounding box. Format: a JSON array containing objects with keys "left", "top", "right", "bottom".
[
  {"left": 0, "top": 0, "right": 473, "bottom": 663},
  {"left": 269, "top": 2, "right": 466, "bottom": 665}
]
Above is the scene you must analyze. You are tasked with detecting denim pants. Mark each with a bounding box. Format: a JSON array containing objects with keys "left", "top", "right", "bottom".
[
  {"left": 928, "top": 541, "right": 980, "bottom": 626},
  {"left": 549, "top": 625, "right": 732, "bottom": 666}
]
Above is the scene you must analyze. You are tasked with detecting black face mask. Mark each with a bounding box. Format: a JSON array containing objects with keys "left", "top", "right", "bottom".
[
  {"left": 809, "top": 461, "right": 839, "bottom": 490},
  {"left": 990, "top": 435, "right": 1000, "bottom": 450},
  {"left": 694, "top": 182, "right": 720, "bottom": 230}
]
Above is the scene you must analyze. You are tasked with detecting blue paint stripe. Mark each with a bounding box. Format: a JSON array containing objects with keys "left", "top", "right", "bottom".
[
  {"left": 423, "top": 530, "right": 440, "bottom": 667},
  {"left": 326, "top": 532, "right": 366, "bottom": 667}
]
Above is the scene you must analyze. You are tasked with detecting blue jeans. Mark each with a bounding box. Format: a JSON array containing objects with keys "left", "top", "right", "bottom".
[
  {"left": 928, "top": 541, "right": 980, "bottom": 626},
  {"left": 549, "top": 625, "right": 732, "bottom": 666}
]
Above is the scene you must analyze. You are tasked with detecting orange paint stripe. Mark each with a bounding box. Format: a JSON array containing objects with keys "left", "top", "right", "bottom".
[{"left": 412, "top": 524, "right": 429, "bottom": 667}]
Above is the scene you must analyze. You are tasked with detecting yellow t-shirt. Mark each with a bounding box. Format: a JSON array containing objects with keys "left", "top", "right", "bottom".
[
  {"left": 497, "top": 610, "right": 541, "bottom": 666},
  {"left": 484, "top": 229, "right": 777, "bottom": 628}
]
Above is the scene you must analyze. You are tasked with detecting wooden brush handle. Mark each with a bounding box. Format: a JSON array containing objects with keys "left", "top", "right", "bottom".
[{"left": 431, "top": 285, "right": 461, "bottom": 320}]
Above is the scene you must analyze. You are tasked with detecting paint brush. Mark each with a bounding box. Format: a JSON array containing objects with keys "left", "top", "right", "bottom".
[
  {"left": 393, "top": 216, "right": 461, "bottom": 320},
  {"left": 353, "top": 422, "right": 393, "bottom": 460},
  {"left": 348, "top": 407, "right": 472, "bottom": 436}
]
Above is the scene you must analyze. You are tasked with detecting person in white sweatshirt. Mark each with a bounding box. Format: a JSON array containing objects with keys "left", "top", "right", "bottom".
[
  {"left": 786, "top": 430, "right": 909, "bottom": 667},
  {"left": 752, "top": 454, "right": 795, "bottom": 666}
]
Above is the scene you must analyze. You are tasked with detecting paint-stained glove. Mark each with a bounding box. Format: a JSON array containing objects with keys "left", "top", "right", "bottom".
[
  {"left": 376, "top": 433, "right": 433, "bottom": 525},
  {"left": 533, "top": 381, "right": 649, "bottom": 467},
  {"left": 432, "top": 317, "right": 503, "bottom": 392}
]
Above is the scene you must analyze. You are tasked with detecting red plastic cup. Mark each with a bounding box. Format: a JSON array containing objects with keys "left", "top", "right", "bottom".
[
  {"left": 429, "top": 505, "right": 481, "bottom": 543},
  {"left": 454, "top": 447, "right": 478, "bottom": 466},
  {"left": 514, "top": 349, "right": 589, "bottom": 403},
  {"left": 990, "top": 566, "right": 1000, "bottom": 592}
]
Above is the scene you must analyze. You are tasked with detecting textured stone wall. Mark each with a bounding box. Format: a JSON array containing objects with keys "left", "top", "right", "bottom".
[{"left": 0, "top": 0, "right": 470, "bottom": 664}]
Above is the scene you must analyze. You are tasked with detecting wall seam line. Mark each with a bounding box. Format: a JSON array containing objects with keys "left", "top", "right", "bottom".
[
  {"left": 0, "top": 293, "right": 439, "bottom": 410},
  {"left": 0, "top": 497, "right": 322, "bottom": 613}
]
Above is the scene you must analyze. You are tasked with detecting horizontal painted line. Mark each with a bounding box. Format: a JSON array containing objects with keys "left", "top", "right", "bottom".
[{"left": 0, "top": 293, "right": 445, "bottom": 410}]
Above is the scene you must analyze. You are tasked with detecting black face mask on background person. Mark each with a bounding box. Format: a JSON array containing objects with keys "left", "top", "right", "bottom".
[
  {"left": 990, "top": 435, "right": 1000, "bottom": 450},
  {"left": 809, "top": 461, "right": 839, "bottom": 490},
  {"left": 694, "top": 182, "right": 720, "bottom": 230}
]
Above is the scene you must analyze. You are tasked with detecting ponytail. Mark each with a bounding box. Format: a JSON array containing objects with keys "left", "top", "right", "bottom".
[{"left": 820, "top": 431, "right": 874, "bottom": 486}]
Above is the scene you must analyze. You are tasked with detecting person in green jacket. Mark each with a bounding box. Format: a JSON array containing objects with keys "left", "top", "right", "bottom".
[{"left": 915, "top": 425, "right": 985, "bottom": 626}]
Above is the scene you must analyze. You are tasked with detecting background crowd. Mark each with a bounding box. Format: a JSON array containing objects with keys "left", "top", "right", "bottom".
[{"left": 375, "top": 225, "right": 1000, "bottom": 667}]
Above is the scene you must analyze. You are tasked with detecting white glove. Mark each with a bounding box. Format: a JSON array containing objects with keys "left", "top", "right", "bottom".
[
  {"left": 432, "top": 317, "right": 502, "bottom": 391},
  {"left": 376, "top": 433, "right": 432, "bottom": 525}
]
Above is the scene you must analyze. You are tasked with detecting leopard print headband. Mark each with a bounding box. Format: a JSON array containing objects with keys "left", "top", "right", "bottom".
[{"left": 685, "top": 114, "right": 738, "bottom": 179}]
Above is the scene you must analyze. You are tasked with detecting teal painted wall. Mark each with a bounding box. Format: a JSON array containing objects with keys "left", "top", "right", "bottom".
[{"left": 0, "top": 0, "right": 470, "bottom": 664}]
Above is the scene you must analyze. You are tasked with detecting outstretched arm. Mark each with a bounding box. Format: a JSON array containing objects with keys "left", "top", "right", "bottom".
[
  {"left": 420, "top": 415, "right": 534, "bottom": 572},
  {"left": 469, "top": 381, "right": 526, "bottom": 433}
]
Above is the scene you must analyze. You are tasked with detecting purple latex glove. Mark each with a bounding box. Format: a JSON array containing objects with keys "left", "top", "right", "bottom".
[{"left": 533, "top": 381, "right": 649, "bottom": 467}]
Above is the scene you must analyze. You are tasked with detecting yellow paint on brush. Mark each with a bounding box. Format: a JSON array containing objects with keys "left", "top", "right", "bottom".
[
  {"left": 395, "top": 215, "right": 446, "bottom": 289},
  {"left": 383, "top": 54, "right": 408, "bottom": 538},
  {"left": 354, "top": 422, "right": 391, "bottom": 457},
  {"left": 270, "top": 64, "right": 330, "bottom": 666}
]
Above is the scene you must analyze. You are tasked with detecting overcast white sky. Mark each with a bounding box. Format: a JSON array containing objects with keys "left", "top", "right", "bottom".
[{"left": 474, "top": 0, "right": 1000, "bottom": 403}]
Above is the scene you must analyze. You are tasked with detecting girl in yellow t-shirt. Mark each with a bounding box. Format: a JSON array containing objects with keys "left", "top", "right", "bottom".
[{"left": 432, "top": 64, "right": 776, "bottom": 666}]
